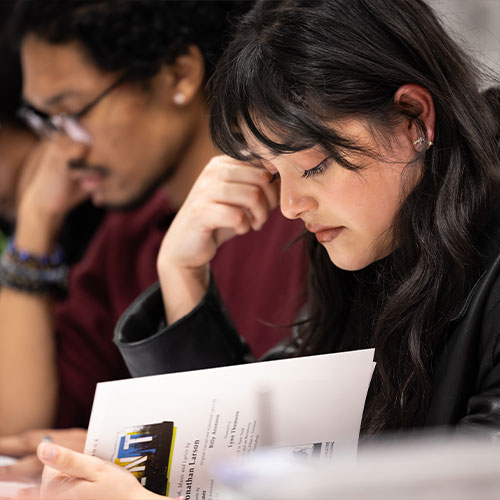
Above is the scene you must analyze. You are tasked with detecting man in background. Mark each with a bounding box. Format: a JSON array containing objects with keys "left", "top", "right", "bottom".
[
  {"left": 0, "top": 1, "right": 103, "bottom": 260},
  {"left": 0, "top": 0, "right": 306, "bottom": 441}
]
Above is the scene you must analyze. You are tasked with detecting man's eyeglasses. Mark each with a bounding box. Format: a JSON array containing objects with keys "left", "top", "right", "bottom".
[{"left": 18, "top": 73, "right": 128, "bottom": 144}]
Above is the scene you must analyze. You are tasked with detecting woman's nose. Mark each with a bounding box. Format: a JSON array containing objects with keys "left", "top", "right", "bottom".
[{"left": 279, "top": 178, "right": 317, "bottom": 220}]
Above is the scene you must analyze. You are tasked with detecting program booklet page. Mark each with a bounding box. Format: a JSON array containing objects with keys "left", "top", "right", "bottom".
[{"left": 84, "top": 348, "right": 375, "bottom": 500}]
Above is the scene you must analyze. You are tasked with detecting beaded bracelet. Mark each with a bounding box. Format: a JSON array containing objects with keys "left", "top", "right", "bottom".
[
  {"left": 0, "top": 238, "right": 68, "bottom": 299},
  {"left": 6, "top": 238, "right": 65, "bottom": 267}
]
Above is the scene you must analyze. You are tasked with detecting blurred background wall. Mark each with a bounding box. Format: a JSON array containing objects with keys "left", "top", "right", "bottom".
[{"left": 433, "top": 0, "right": 500, "bottom": 77}]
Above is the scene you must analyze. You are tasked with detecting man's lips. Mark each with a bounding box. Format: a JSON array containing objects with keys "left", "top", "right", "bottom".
[
  {"left": 75, "top": 172, "right": 105, "bottom": 191},
  {"left": 69, "top": 167, "right": 109, "bottom": 192},
  {"left": 306, "top": 224, "right": 344, "bottom": 243}
]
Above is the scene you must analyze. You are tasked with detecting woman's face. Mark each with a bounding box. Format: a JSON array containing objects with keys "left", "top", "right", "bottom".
[{"left": 252, "top": 119, "right": 419, "bottom": 271}]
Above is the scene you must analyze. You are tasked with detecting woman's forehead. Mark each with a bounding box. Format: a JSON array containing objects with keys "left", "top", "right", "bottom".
[{"left": 239, "top": 116, "right": 372, "bottom": 160}]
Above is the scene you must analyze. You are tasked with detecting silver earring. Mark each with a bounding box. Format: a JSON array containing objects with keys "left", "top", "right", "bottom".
[
  {"left": 173, "top": 93, "right": 186, "bottom": 105},
  {"left": 412, "top": 137, "right": 433, "bottom": 150}
]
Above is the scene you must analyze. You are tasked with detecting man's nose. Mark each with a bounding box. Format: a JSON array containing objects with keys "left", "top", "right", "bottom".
[
  {"left": 279, "top": 177, "right": 317, "bottom": 220},
  {"left": 50, "top": 134, "right": 90, "bottom": 169}
]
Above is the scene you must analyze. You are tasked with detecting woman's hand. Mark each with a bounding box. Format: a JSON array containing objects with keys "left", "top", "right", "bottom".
[
  {"left": 29, "top": 442, "right": 170, "bottom": 500},
  {"left": 157, "top": 155, "right": 279, "bottom": 323},
  {"left": 159, "top": 155, "right": 278, "bottom": 269}
]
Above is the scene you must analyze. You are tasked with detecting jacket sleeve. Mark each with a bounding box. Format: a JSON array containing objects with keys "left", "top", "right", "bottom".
[
  {"left": 114, "top": 277, "right": 256, "bottom": 377},
  {"left": 457, "top": 361, "right": 500, "bottom": 437},
  {"left": 458, "top": 389, "right": 500, "bottom": 438},
  {"left": 456, "top": 271, "right": 500, "bottom": 437}
]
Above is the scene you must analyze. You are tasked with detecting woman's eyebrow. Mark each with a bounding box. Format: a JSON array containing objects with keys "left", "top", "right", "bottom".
[
  {"left": 310, "top": 154, "right": 334, "bottom": 169},
  {"left": 244, "top": 155, "right": 268, "bottom": 168},
  {"left": 252, "top": 158, "right": 277, "bottom": 173}
]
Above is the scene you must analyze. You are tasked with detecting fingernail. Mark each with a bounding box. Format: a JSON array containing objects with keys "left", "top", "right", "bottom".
[
  {"left": 269, "top": 173, "right": 279, "bottom": 184},
  {"left": 39, "top": 442, "right": 58, "bottom": 461}
]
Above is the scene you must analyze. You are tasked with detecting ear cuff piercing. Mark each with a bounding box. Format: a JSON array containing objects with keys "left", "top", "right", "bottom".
[{"left": 412, "top": 137, "right": 433, "bottom": 149}]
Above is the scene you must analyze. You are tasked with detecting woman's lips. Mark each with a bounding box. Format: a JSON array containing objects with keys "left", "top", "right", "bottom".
[{"left": 306, "top": 224, "right": 344, "bottom": 243}]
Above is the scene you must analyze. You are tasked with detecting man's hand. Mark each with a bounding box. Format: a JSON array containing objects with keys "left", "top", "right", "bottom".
[
  {"left": 15, "top": 136, "right": 90, "bottom": 255},
  {"left": 0, "top": 428, "right": 86, "bottom": 483}
]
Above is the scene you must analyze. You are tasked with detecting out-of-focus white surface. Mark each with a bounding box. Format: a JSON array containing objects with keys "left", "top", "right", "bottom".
[
  {"left": 433, "top": 0, "right": 500, "bottom": 75},
  {"left": 215, "top": 432, "right": 500, "bottom": 500}
]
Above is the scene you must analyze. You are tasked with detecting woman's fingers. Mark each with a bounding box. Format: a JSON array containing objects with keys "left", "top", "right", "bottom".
[
  {"left": 168, "top": 203, "right": 252, "bottom": 268},
  {"left": 189, "top": 157, "right": 279, "bottom": 234},
  {"left": 37, "top": 443, "right": 100, "bottom": 482},
  {"left": 0, "top": 454, "right": 41, "bottom": 481},
  {"left": 158, "top": 155, "right": 279, "bottom": 281},
  {"left": 214, "top": 183, "right": 271, "bottom": 230},
  {"left": 32, "top": 444, "right": 170, "bottom": 500},
  {"left": 221, "top": 163, "right": 279, "bottom": 211},
  {"left": 41, "top": 466, "right": 81, "bottom": 500},
  {"left": 14, "top": 485, "right": 41, "bottom": 499},
  {"left": 205, "top": 158, "right": 279, "bottom": 212}
]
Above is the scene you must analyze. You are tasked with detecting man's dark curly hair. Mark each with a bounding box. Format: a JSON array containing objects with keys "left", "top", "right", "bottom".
[
  {"left": 0, "top": 0, "right": 23, "bottom": 125},
  {"left": 12, "top": 0, "right": 252, "bottom": 82}
]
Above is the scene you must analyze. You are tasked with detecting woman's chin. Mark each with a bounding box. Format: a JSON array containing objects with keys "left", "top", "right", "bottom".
[{"left": 326, "top": 248, "right": 377, "bottom": 272}]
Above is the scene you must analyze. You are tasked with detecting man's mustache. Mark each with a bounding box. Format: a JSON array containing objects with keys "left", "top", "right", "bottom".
[{"left": 67, "top": 158, "right": 110, "bottom": 177}]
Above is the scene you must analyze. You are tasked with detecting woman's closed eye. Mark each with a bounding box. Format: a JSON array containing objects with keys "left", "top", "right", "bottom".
[{"left": 302, "top": 158, "right": 330, "bottom": 179}]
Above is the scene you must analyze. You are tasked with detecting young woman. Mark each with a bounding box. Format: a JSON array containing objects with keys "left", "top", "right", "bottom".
[{"left": 30, "top": 0, "right": 500, "bottom": 498}]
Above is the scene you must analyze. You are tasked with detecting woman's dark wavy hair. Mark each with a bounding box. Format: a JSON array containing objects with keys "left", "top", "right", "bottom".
[
  {"left": 209, "top": 0, "right": 500, "bottom": 434},
  {"left": 11, "top": 0, "right": 252, "bottom": 83}
]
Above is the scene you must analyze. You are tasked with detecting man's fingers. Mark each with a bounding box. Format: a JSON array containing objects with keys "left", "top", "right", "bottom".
[
  {"left": 37, "top": 444, "right": 101, "bottom": 482},
  {"left": 0, "top": 429, "right": 86, "bottom": 460},
  {"left": 0, "top": 432, "right": 44, "bottom": 456},
  {"left": 0, "top": 455, "right": 42, "bottom": 481}
]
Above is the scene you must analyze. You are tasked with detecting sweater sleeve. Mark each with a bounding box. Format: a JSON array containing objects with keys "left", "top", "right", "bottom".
[{"left": 114, "top": 277, "right": 256, "bottom": 377}]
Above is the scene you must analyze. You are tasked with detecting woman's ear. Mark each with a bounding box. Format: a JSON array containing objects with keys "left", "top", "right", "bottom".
[{"left": 394, "top": 84, "right": 435, "bottom": 147}]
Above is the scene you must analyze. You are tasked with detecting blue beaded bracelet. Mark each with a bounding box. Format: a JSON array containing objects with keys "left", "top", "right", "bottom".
[{"left": 7, "top": 238, "right": 65, "bottom": 267}]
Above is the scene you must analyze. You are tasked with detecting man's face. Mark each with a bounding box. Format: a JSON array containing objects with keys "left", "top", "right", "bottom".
[{"left": 21, "top": 34, "right": 191, "bottom": 208}]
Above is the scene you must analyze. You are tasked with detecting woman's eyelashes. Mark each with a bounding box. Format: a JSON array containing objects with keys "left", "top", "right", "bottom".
[
  {"left": 268, "top": 157, "right": 331, "bottom": 183},
  {"left": 302, "top": 158, "right": 330, "bottom": 179}
]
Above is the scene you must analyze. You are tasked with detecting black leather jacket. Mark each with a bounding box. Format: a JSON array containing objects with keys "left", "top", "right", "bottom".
[{"left": 115, "top": 211, "right": 500, "bottom": 432}]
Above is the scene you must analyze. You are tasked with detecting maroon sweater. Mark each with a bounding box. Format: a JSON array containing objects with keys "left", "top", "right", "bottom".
[{"left": 54, "top": 188, "right": 306, "bottom": 428}]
